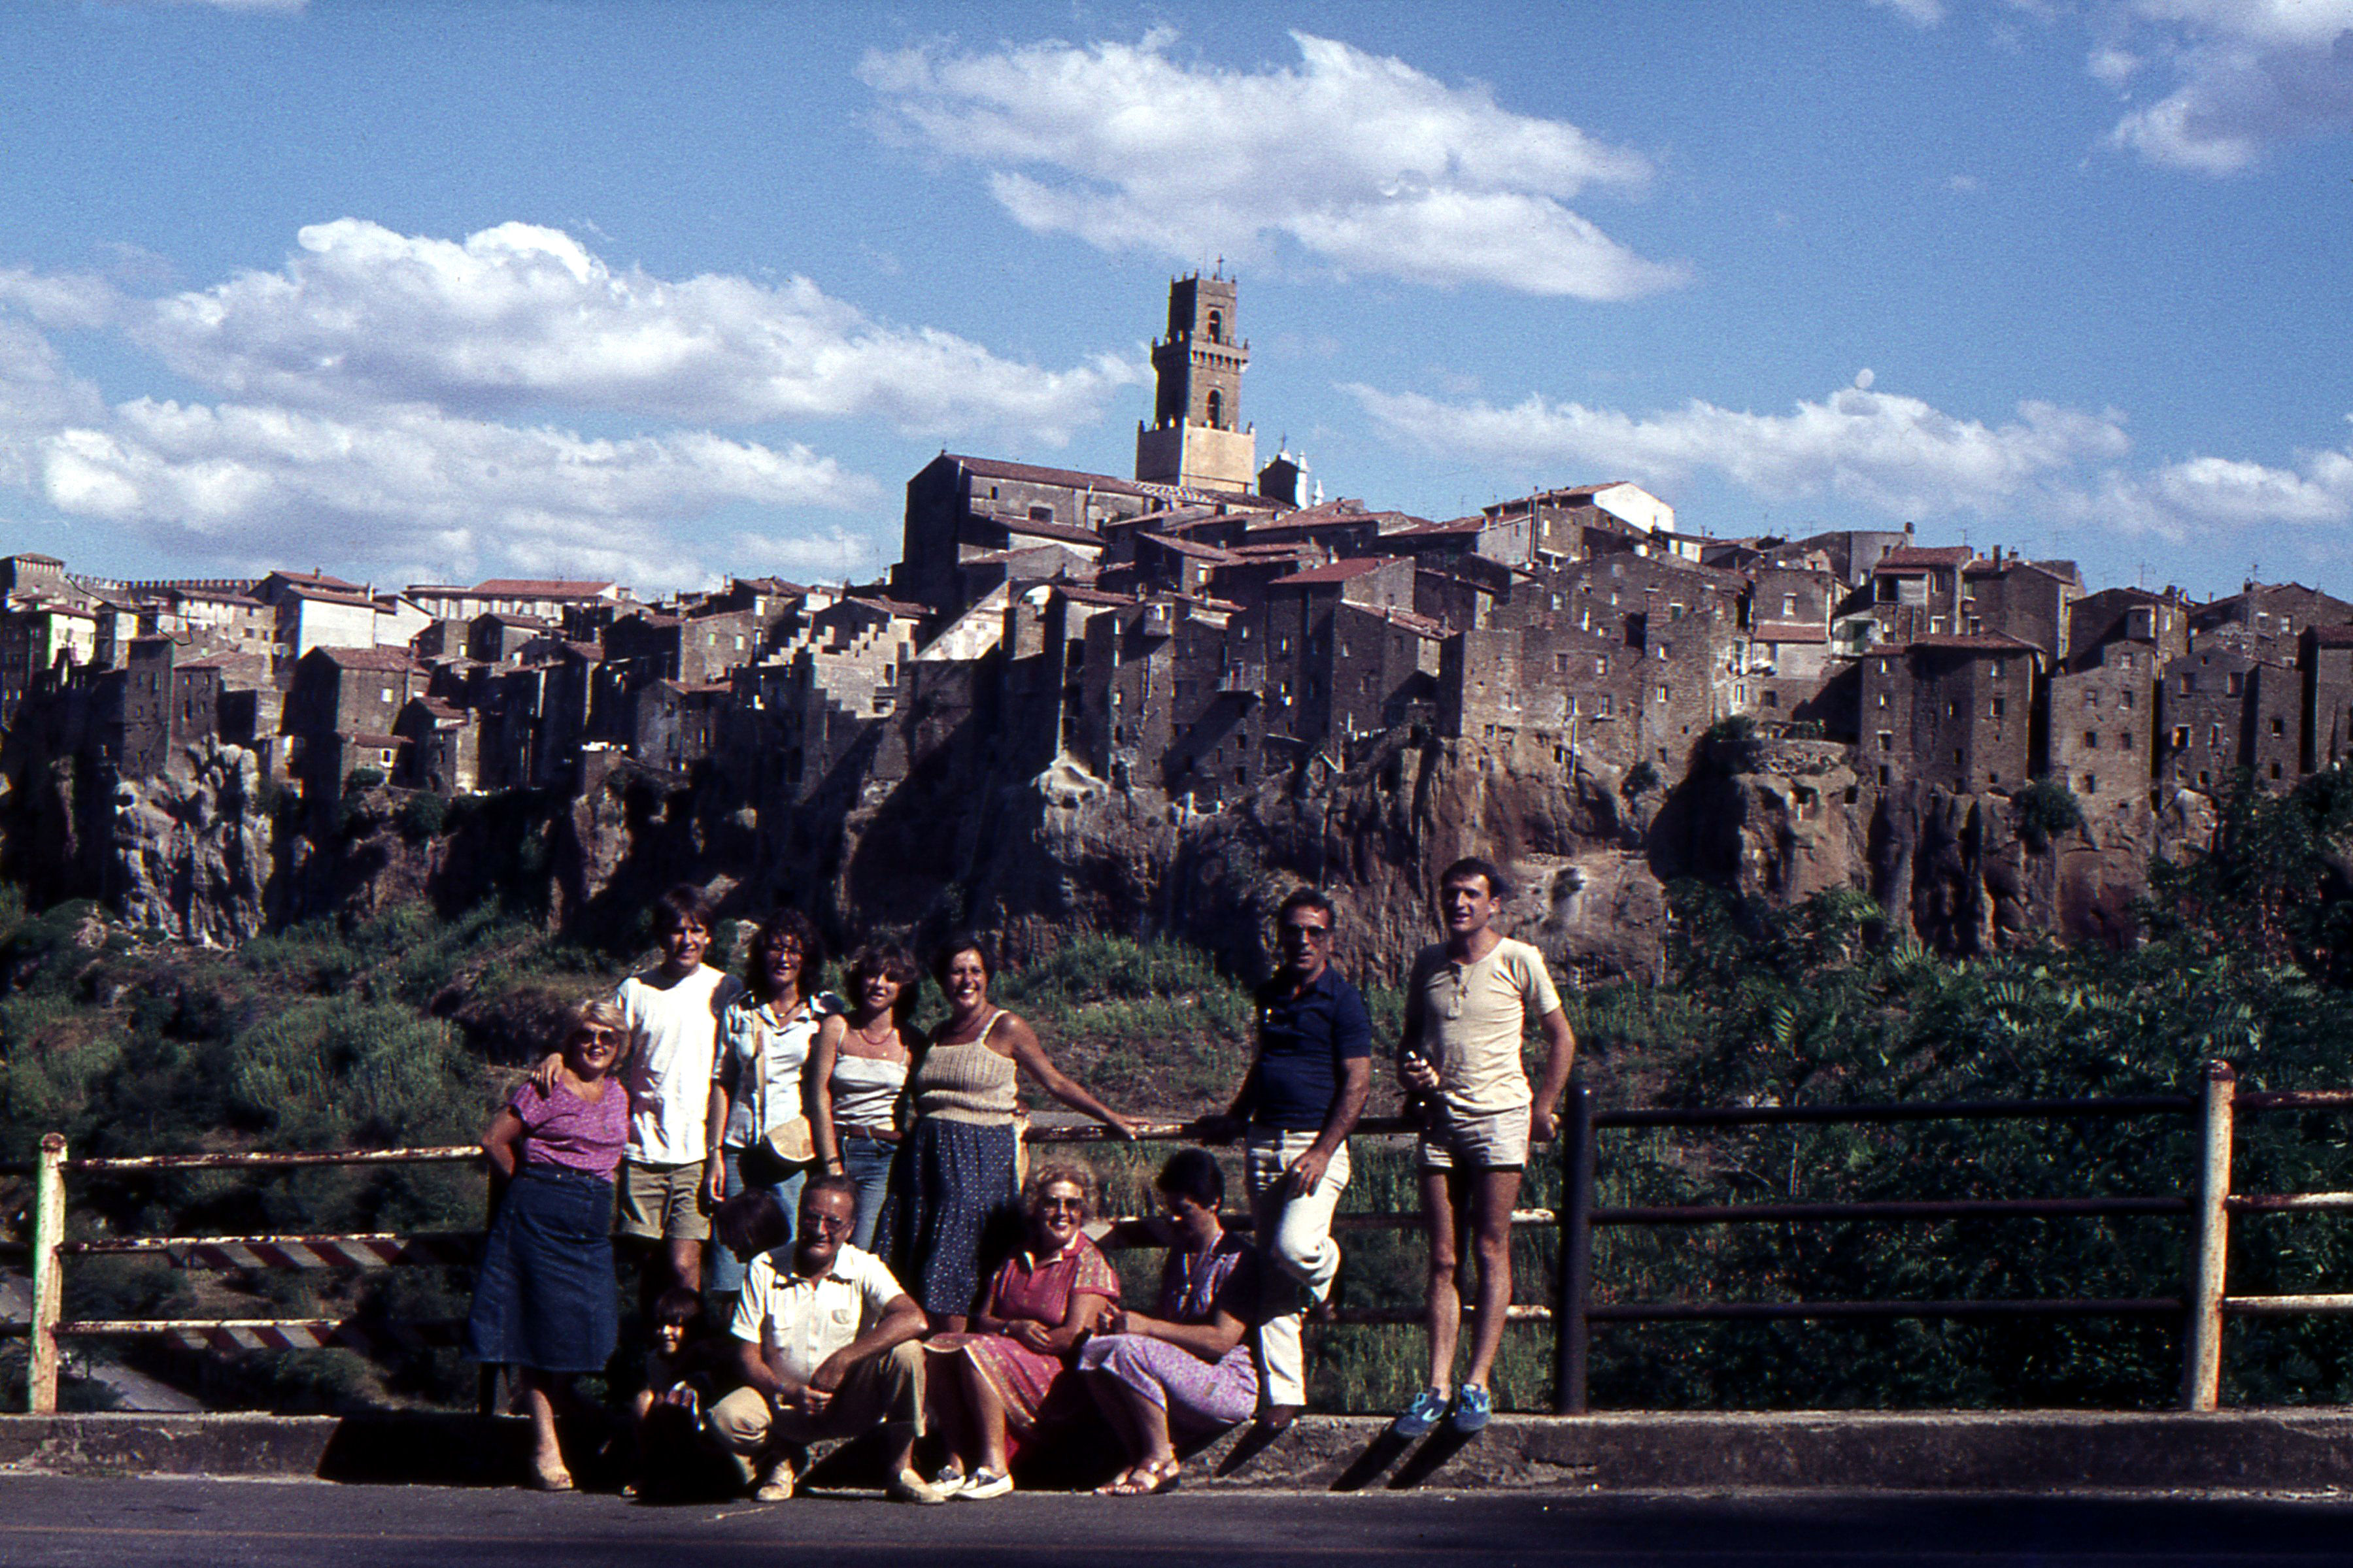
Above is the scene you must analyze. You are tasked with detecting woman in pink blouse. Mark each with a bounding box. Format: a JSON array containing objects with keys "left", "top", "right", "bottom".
[
  {"left": 467, "top": 1000, "right": 632, "bottom": 1492},
  {"left": 921, "top": 1161, "right": 1119, "bottom": 1499}
]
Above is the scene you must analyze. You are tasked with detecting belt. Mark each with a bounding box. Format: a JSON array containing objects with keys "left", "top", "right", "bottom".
[{"left": 839, "top": 1124, "right": 901, "bottom": 1144}]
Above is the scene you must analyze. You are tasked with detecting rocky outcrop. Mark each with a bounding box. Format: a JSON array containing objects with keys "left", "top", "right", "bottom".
[
  {"left": 110, "top": 744, "right": 271, "bottom": 946},
  {"left": 0, "top": 691, "right": 2216, "bottom": 980}
]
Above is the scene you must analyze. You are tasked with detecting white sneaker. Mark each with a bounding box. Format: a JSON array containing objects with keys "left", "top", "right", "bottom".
[
  {"left": 956, "top": 1467, "right": 1013, "bottom": 1500},
  {"left": 753, "top": 1456, "right": 797, "bottom": 1501},
  {"left": 930, "top": 1465, "right": 968, "bottom": 1498}
]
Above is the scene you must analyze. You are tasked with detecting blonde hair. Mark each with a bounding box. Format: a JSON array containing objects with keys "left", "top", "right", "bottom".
[
  {"left": 562, "top": 999, "right": 632, "bottom": 1067},
  {"left": 1023, "top": 1159, "right": 1100, "bottom": 1222}
]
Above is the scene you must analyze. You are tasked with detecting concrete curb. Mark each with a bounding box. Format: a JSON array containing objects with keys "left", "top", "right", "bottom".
[{"left": 6, "top": 1410, "right": 2353, "bottom": 1494}]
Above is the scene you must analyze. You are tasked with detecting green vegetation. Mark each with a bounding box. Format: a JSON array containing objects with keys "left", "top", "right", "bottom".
[
  {"left": 7, "top": 771, "right": 2353, "bottom": 1415},
  {"left": 345, "top": 767, "right": 386, "bottom": 792},
  {"left": 2014, "top": 776, "right": 2086, "bottom": 847}
]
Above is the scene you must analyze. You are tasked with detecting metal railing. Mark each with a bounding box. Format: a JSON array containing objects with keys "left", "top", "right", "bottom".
[{"left": 10, "top": 1061, "right": 2345, "bottom": 1415}]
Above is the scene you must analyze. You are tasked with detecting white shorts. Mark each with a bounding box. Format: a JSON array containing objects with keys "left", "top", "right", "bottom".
[{"left": 1418, "top": 1104, "right": 1531, "bottom": 1173}]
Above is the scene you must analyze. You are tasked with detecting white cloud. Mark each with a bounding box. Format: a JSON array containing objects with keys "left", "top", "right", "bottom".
[
  {"left": 1868, "top": 0, "right": 1948, "bottom": 27},
  {"left": 12, "top": 390, "right": 873, "bottom": 589},
  {"left": 861, "top": 31, "right": 1686, "bottom": 300},
  {"left": 2098, "top": 1, "right": 2353, "bottom": 172},
  {"left": 2084, "top": 432, "right": 2353, "bottom": 537},
  {"left": 1349, "top": 371, "right": 2129, "bottom": 518},
  {"left": 1354, "top": 368, "right": 2353, "bottom": 547},
  {"left": 132, "top": 219, "right": 1140, "bottom": 443}
]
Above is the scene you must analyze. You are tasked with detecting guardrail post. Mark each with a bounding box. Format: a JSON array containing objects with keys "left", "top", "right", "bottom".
[
  {"left": 28, "top": 1133, "right": 65, "bottom": 1414},
  {"left": 1555, "top": 1080, "right": 1595, "bottom": 1414},
  {"left": 2181, "top": 1060, "right": 2235, "bottom": 1412}
]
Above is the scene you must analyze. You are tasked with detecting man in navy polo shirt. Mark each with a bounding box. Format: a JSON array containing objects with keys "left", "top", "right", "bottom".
[{"left": 1211, "top": 887, "right": 1370, "bottom": 1429}]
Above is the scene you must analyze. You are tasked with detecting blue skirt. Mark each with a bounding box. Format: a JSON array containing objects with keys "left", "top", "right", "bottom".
[
  {"left": 466, "top": 1165, "right": 619, "bottom": 1374},
  {"left": 875, "top": 1118, "right": 1021, "bottom": 1317}
]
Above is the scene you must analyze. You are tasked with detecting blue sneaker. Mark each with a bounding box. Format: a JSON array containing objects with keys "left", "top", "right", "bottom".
[
  {"left": 1448, "top": 1384, "right": 1493, "bottom": 1434},
  {"left": 1390, "top": 1386, "right": 1450, "bottom": 1439}
]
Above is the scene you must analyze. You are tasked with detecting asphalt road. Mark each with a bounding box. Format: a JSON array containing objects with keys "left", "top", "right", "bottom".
[{"left": 1, "top": 1476, "right": 2352, "bottom": 1567}]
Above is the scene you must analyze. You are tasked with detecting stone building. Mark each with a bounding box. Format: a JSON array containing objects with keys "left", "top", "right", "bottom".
[
  {"left": 1858, "top": 634, "right": 2041, "bottom": 792},
  {"left": 1135, "top": 271, "right": 1255, "bottom": 494},
  {"left": 2154, "top": 646, "right": 2299, "bottom": 795},
  {"left": 2048, "top": 640, "right": 2157, "bottom": 816},
  {"left": 1961, "top": 554, "right": 2081, "bottom": 658},
  {"left": 466, "top": 611, "right": 555, "bottom": 665},
  {"left": 2302, "top": 625, "right": 2353, "bottom": 773},
  {"left": 394, "top": 696, "right": 481, "bottom": 795},
  {"left": 1867, "top": 546, "right": 1977, "bottom": 642}
]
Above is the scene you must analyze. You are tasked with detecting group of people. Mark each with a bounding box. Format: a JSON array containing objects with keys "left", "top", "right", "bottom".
[{"left": 464, "top": 857, "right": 1576, "bottom": 1500}]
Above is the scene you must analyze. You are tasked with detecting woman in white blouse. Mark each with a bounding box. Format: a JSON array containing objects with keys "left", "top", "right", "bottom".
[
  {"left": 702, "top": 910, "right": 828, "bottom": 1303},
  {"left": 805, "top": 942, "right": 921, "bottom": 1252}
]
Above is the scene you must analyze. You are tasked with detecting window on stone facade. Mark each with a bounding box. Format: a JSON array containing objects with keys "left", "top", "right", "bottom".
[
  {"left": 1028, "top": 505, "right": 1052, "bottom": 523},
  {"left": 1594, "top": 657, "right": 1608, "bottom": 676},
  {"left": 2228, "top": 672, "right": 2244, "bottom": 697},
  {"left": 2084, "top": 775, "right": 2098, "bottom": 795},
  {"left": 2210, "top": 725, "right": 2223, "bottom": 748},
  {"left": 2199, "top": 770, "right": 2212, "bottom": 787},
  {"left": 1763, "top": 690, "right": 1780, "bottom": 709},
  {"left": 1782, "top": 593, "right": 1797, "bottom": 618},
  {"left": 2084, "top": 730, "right": 2099, "bottom": 748},
  {"left": 1931, "top": 617, "right": 1946, "bottom": 635},
  {"left": 1877, "top": 691, "right": 1889, "bottom": 709},
  {"left": 1657, "top": 684, "right": 1670, "bottom": 702},
  {"left": 2173, "top": 726, "right": 2189, "bottom": 749},
  {"left": 1878, "top": 731, "right": 1893, "bottom": 752},
  {"left": 1597, "top": 695, "right": 1613, "bottom": 717},
  {"left": 2272, "top": 717, "right": 2285, "bottom": 735},
  {"left": 2271, "top": 761, "right": 2283, "bottom": 780},
  {"left": 2122, "top": 733, "right": 2133, "bottom": 750},
  {"left": 1992, "top": 697, "right": 2006, "bottom": 717},
  {"left": 2121, "top": 690, "right": 2134, "bottom": 709}
]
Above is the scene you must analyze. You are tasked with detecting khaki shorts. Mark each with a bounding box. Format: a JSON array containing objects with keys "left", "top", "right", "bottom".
[
  {"left": 618, "top": 1158, "right": 710, "bottom": 1242},
  {"left": 1418, "top": 1105, "right": 1531, "bottom": 1173}
]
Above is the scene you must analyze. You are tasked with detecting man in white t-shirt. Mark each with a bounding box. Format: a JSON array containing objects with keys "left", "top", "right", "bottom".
[
  {"left": 705, "top": 1177, "right": 942, "bottom": 1503},
  {"left": 1392, "top": 856, "right": 1576, "bottom": 1440},
  {"left": 615, "top": 885, "right": 745, "bottom": 1303}
]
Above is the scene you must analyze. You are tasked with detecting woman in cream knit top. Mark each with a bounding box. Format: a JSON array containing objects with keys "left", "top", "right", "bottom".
[{"left": 876, "top": 932, "right": 1140, "bottom": 1331}]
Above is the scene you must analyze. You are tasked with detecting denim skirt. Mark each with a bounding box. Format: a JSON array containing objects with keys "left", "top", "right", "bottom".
[{"left": 466, "top": 1165, "right": 619, "bottom": 1374}]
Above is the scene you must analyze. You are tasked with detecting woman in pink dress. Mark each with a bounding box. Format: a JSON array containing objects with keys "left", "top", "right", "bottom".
[{"left": 923, "top": 1161, "right": 1120, "bottom": 1499}]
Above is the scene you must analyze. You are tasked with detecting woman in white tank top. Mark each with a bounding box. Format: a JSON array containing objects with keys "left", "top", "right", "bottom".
[{"left": 806, "top": 942, "right": 921, "bottom": 1252}]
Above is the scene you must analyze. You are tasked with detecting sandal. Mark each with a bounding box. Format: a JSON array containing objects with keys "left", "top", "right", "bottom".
[
  {"left": 1092, "top": 1467, "right": 1139, "bottom": 1495},
  {"left": 1109, "top": 1456, "right": 1181, "bottom": 1495}
]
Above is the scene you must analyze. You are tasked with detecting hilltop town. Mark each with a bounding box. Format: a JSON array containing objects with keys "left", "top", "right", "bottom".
[{"left": 0, "top": 275, "right": 2337, "bottom": 964}]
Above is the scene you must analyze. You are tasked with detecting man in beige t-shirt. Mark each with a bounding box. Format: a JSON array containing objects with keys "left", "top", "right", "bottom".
[{"left": 1393, "top": 856, "right": 1576, "bottom": 1439}]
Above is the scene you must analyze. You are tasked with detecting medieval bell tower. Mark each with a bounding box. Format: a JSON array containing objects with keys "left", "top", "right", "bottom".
[{"left": 1135, "top": 270, "right": 1255, "bottom": 493}]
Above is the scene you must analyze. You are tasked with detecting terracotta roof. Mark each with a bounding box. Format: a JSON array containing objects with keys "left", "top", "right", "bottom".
[
  {"left": 1906, "top": 633, "right": 2042, "bottom": 654},
  {"left": 1874, "top": 546, "right": 1975, "bottom": 571},
  {"left": 843, "top": 594, "right": 928, "bottom": 619},
  {"left": 311, "top": 646, "right": 421, "bottom": 673},
  {"left": 415, "top": 696, "right": 466, "bottom": 721},
  {"left": 562, "top": 641, "right": 601, "bottom": 661},
  {"left": 1753, "top": 622, "right": 1831, "bottom": 643},
  {"left": 1390, "top": 516, "right": 1491, "bottom": 539},
  {"left": 946, "top": 453, "right": 1150, "bottom": 498},
  {"left": 2309, "top": 626, "right": 2353, "bottom": 648},
  {"left": 284, "top": 585, "right": 380, "bottom": 609},
  {"left": 339, "top": 731, "right": 405, "bottom": 750},
  {"left": 1224, "top": 542, "right": 1320, "bottom": 559},
  {"left": 995, "top": 516, "right": 1106, "bottom": 548},
  {"left": 1137, "top": 532, "right": 1242, "bottom": 563},
  {"left": 1271, "top": 558, "right": 1397, "bottom": 588},
  {"left": 1381, "top": 608, "right": 1450, "bottom": 639},
  {"left": 270, "top": 569, "right": 364, "bottom": 592},
  {"left": 469, "top": 578, "right": 617, "bottom": 597},
  {"left": 1051, "top": 585, "right": 1140, "bottom": 609},
  {"left": 478, "top": 611, "right": 554, "bottom": 628}
]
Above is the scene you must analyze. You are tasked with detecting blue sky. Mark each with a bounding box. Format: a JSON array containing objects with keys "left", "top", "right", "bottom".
[{"left": 0, "top": 0, "right": 2348, "bottom": 599}]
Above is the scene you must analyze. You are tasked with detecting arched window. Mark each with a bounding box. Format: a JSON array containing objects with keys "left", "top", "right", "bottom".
[
  {"left": 1206, "top": 389, "right": 1223, "bottom": 428},
  {"left": 1206, "top": 309, "right": 1223, "bottom": 344}
]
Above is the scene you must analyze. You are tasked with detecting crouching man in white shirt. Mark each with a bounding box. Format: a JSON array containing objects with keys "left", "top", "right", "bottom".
[{"left": 705, "top": 1176, "right": 945, "bottom": 1504}]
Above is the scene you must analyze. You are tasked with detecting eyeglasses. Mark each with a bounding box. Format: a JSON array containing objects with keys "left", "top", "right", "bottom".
[
  {"left": 1279, "top": 924, "right": 1333, "bottom": 941},
  {"left": 571, "top": 1028, "right": 618, "bottom": 1044},
  {"left": 1037, "top": 1197, "right": 1087, "bottom": 1214}
]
